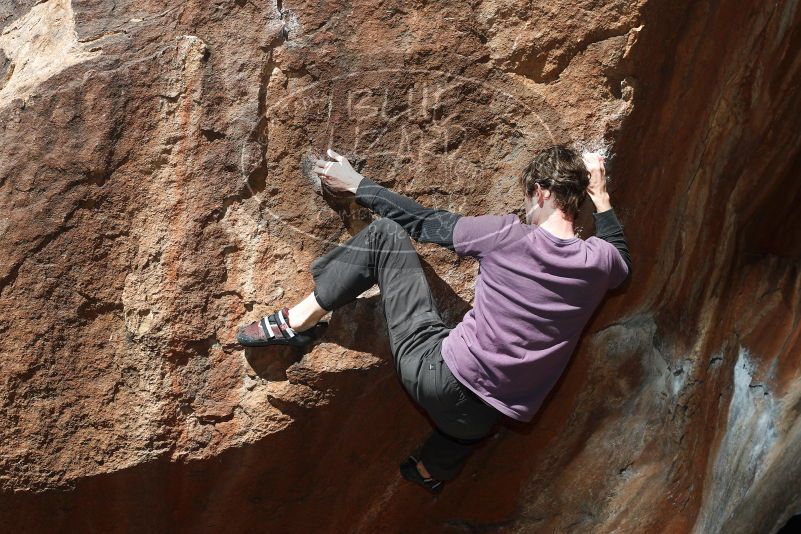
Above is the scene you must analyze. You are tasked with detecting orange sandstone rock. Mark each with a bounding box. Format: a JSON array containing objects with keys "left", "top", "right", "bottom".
[{"left": 1, "top": 0, "right": 799, "bottom": 532}]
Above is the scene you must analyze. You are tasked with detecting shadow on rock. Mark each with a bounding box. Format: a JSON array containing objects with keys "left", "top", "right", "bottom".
[{"left": 243, "top": 345, "right": 306, "bottom": 381}]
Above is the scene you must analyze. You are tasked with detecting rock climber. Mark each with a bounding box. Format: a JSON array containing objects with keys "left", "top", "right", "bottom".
[{"left": 236, "top": 145, "right": 632, "bottom": 494}]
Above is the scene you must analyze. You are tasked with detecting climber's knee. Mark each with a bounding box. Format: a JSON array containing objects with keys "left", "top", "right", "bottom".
[
  {"left": 368, "top": 219, "right": 414, "bottom": 251},
  {"left": 369, "top": 218, "right": 404, "bottom": 235}
]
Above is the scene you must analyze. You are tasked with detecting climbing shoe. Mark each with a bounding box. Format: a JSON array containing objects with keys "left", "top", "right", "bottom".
[
  {"left": 236, "top": 307, "right": 327, "bottom": 348},
  {"left": 400, "top": 454, "right": 444, "bottom": 495}
]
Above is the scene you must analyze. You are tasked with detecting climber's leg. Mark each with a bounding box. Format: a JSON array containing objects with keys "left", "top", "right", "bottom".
[
  {"left": 409, "top": 349, "right": 502, "bottom": 482},
  {"left": 310, "top": 218, "right": 498, "bottom": 484},
  {"left": 286, "top": 292, "right": 329, "bottom": 332},
  {"left": 418, "top": 429, "right": 485, "bottom": 481},
  {"left": 310, "top": 218, "right": 447, "bottom": 363},
  {"left": 237, "top": 218, "right": 442, "bottom": 348}
]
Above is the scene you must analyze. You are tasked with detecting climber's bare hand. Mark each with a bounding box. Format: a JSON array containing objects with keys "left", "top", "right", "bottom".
[
  {"left": 583, "top": 152, "right": 612, "bottom": 212},
  {"left": 313, "top": 149, "right": 364, "bottom": 194}
]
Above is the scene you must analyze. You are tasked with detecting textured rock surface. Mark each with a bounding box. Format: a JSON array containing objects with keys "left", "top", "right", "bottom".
[{"left": 1, "top": 0, "right": 800, "bottom": 532}]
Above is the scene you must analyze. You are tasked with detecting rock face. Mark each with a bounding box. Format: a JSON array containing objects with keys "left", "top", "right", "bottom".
[{"left": 1, "top": 0, "right": 799, "bottom": 532}]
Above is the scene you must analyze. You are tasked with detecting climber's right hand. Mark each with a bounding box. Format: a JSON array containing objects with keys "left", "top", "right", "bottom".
[{"left": 583, "top": 152, "right": 612, "bottom": 212}]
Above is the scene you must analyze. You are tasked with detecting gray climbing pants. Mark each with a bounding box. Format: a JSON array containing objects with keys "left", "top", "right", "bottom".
[{"left": 310, "top": 218, "right": 501, "bottom": 481}]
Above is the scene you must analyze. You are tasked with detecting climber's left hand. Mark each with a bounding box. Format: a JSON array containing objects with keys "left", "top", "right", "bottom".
[{"left": 313, "top": 149, "right": 364, "bottom": 194}]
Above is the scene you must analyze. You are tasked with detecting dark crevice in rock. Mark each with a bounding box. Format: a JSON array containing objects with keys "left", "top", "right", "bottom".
[
  {"left": 0, "top": 49, "right": 13, "bottom": 91},
  {"left": 76, "top": 296, "right": 124, "bottom": 323},
  {"left": 200, "top": 127, "right": 226, "bottom": 141},
  {"left": 196, "top": 411, "right": 236, "bottom": 425}
]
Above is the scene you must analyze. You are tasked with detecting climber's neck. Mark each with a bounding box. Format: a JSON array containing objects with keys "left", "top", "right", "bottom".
[
  {"left": 539, "top": 214, "right": 575, "bottom": 240},
  {"left": 526, "top": 199, "right": 576, "bottom": 239}
]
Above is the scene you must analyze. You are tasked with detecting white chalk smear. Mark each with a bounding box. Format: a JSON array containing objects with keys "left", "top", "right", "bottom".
[
  {"left": 573, "top": 138, "right": 613, "bottom": 162},
  {"left": 692, "top": 346, "right": 778, "bottom": 533}
]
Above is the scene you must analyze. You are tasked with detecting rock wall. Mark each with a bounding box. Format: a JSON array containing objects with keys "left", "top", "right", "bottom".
[{"left": 1, "top": 0, "right": 799, "bottom": 532}]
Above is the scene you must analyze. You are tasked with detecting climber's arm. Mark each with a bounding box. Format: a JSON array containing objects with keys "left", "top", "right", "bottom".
[
  {"left": 354, "top": 177, "right": 460, "bottom": 249},
  {"left": 594, "top": 207, "right": 632, "bottom": 277},
  {"left": 584, "top": 152, "right": 632, "bottom": 282},
  {"left": 313, "top": 149, "right": 460, "bottom": 249}
]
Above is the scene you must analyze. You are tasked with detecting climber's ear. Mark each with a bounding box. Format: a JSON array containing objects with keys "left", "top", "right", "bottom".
[
  {"left": 530, "top": 183, "right": 542, "bottom": 202},
  {"left": 538, "top": 183, "right": 552, "bottom": 201}
]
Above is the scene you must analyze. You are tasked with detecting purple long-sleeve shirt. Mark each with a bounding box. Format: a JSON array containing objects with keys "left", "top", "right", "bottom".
[
  {"left": 440, "top": 214, "right": 629, "bottom": 421},
  {"left": 354, "top": 177, "right": 631, "bottom": 423}
]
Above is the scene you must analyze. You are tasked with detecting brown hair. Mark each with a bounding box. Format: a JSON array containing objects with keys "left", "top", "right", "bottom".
[{"left": 521, "top": 145, "right": 589, "bottom": 220}]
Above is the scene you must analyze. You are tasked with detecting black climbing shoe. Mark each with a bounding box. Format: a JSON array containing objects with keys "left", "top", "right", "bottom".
[
  {"left": 400, "top": 454, "right": 444, "bottom": 495},
  {"left": 236, "top": 307, "right": 328, "bottom": 348}
]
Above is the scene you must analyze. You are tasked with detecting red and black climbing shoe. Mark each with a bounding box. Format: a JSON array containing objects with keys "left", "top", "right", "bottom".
[
  {"left": 400, "top": 454, "right": 444, "bottom": 495},
  {"left": 236, "top": 307, "right": 327, "bottom": 348}
]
